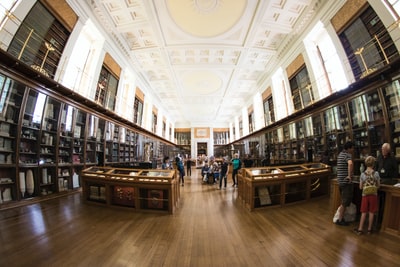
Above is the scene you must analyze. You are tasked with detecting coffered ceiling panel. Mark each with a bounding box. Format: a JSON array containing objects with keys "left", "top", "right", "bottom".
[{"left": 89, "top": 0, "right": 314, "bottom": 126}]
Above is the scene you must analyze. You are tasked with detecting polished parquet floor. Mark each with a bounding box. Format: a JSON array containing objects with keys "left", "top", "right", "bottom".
[{"left": 1, "top": 169, "right": 399, "bottom": 267}]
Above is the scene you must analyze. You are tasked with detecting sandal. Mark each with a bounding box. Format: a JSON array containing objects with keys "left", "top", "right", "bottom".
[{"left": 353, "top": 228, "right": 363, "bottom": 235}]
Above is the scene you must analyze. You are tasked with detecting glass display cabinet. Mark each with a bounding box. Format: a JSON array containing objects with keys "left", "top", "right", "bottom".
[
  {"left": 127, "top": 130, "right": 138, "bottom": 162},
  {"left": 336, "top": 104, "right": 351, "bottom": 154},
  {"left": 384, "top": 78, "right": 400, "bottom": 159},
  {"left": 0, "top": 76, "right": 24, "bottom": 203},
  {"left": 303, "top": 116, "right": 314, "bottom": 162},
  {"left": 0, "top": 66, "right": 177, "bottom": 209},
  {"left": 295, "top": 120, "right": 305, "bottom": 161},
  {"left": 81, "top": 167, "right": 179, "bottom": 213},
  {"left": 276, "top": 127, "right": 284, "bottom": 163},
  {"left": 118, "top": 127, "right": 127, "bottom": 162},
  {"left": 72, "top": 108, "right": 86, "bottom": 166},
  {"left": 237, "top": 163, "right": 331, "bottom": 211},
  {"left": 105, "top": 121, "right": 117, "bottom": 163},
  {"left": 18, "top": 89, "right": 44, "bottom": 199},
  {"left": 57, "top": 104, "right": 73, "bottom": 191},
  {"left": 270, "top": 129, "right": 279, "bottom": 164},
  {"left": 349, "top": 95, "right": 369, "bottom": 162},
  {"left": 312, "top": 114, "right": 324, "bottom": 162},
  {"left": 86, "top": 114, "right": 98, "bottom": 166},
  {"left": 324, "top": 107, "right": 338, "bottom": 161},
  {"left": 282, "top": 125, "right": 290, "bottom": 160},
  {"left": 38, "top": 96, "right": 61, "bottom": 196},
  {"left": 364, "top": 89, "right": 386, "bottom": 158}
]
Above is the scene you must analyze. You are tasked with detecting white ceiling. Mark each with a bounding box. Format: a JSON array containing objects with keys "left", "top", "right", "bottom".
[{"left": 89, "top": 0, "right": 315, "bottom": 127}]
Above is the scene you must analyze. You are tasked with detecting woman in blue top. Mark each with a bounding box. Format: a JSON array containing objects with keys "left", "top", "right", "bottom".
[
  {"left": 231, "top": 153, "right": 241, "bottom": 187},
  {"left": 176, "top": 156, "right": 185, "bottom": 186}
]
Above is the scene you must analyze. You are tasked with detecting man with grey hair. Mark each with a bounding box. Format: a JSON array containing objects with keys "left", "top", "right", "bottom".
[{"left": 375, "top": 143, "right": 397, "bottom": 184}]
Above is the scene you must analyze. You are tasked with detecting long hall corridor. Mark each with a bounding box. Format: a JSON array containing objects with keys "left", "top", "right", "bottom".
[{"left": 1, "top": 169, "right": 399, "bottom": 267}]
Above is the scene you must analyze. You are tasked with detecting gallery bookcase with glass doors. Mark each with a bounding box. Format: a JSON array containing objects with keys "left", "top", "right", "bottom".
[
  {"left": 230, "top": 60, "right": 400, "bottom": 182},
  {"left": 0, "top": 59, "right": 175, "bottom": 209}
]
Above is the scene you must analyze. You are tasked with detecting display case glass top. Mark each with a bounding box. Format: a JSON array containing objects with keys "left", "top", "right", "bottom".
[
  {"left": 242, "top": 163, "right": 329, "bottom": 180},
  {"left": 83, "top": 167, "right": 175, "bottom": 180}
]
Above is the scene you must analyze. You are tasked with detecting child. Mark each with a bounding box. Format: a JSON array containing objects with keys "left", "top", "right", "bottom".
[{"left": 354, "top": 156, "right": 380, "bottom": 235}]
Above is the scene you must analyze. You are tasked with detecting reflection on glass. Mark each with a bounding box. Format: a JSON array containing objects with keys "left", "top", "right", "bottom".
[
  {"left": 349, "top": 95, "right": 367, "bottom": 128},
  {"left": 324, "top": 107, "right": 341, "bottom": 132},
  {"left": 312, "top": 114, "right": 322, "bottom": 135},
  {"left": 277, "top": 127, "right": 283, "bottom": 142},
  {"left": 32, "top": 93, "right": 46, "bottom": 124},
  {"left": 289, "top": 123, "right": 296, "bottom": 140},
  {"left": 296, "top": 120, "right": 304, "bottom": 139},
  {"left": 337, "top": 104, "right": 349, "bottom": 131},
  {"left": 88, "top": 115, "right": 99, "bottom": 138},
  {"left": 60, "top": 104, "right": 73, "bottom": 133},
  {"left": 304, "top": 116, "right": 313, "bottom": 137},
  {"left": 120, "top": 127, "right": 126, "bottom": 143},
  {"left": 0, "top": 75, "right": 9, "bottom": 113},
  {"left": 106, "top": 122, "right": 114, "bottom": 141}
]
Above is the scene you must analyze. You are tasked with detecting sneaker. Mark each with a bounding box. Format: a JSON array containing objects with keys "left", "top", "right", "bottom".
[{"left": 335, "top": 219, "right": 349, "bottom": 226}]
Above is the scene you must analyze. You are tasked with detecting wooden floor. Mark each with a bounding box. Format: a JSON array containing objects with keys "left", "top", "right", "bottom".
[{"left": 1, "top": 169, "right": 399, "bottom": 267}]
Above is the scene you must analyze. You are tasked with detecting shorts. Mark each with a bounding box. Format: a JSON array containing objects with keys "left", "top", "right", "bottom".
[
  {"left": 339, "top": 183, "right": 353, "bottom": 207},
  {"left": 360, "top": 195, "right": 378, "bottom": 213}
]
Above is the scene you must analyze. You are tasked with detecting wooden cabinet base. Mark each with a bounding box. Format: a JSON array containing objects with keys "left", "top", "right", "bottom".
[
  {"left": 82, "top": 167, "right": 179, "bottom": 214},
  {"left": 380, "top": 185, "right": 400, "bottom": 236},
  {"left": 238, "top": 163, "right": 331, "bottom": 211}
]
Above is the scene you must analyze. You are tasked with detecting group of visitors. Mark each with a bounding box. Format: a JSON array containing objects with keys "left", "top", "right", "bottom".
[
  {"left": 201, "top": 157, "right": 230, "bottom": 189},
  {"left": 335, "top": 141, "right": 397, "bottom": 235},
  {"left": 161, "top": 152, "right": 254, "bottom": 190}
]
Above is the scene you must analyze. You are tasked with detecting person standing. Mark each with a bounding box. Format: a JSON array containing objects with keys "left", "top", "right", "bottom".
[
  {"left": 201, "top": 163, "right": 210, "bottom": 183},
  {"left": 162, "top": 156, "right": 172, "bottom": 169},
  {"left": 186, "top": 156, "right": 193, "bottom": 176},
  {"left": 231, "top": 153, "right": 242, "bottom": 187},
  {"left": 210, "top": 162, "right": 220, "bottom": 184},
  {"left": 219, "top": 157, "right": 229, "bottom": 189},
  {"left": 354, "top": 156, "right": 380, "bottom": 235},
  {"left": 320, "top": 150, "right": 331, "bottom": 165},
  {"left": 375, "top": 143, "right": 397, "bottom": 184},
  {"left": 243, "top": 154, "right": 254, "bottom": 168},
  {"left": 335, "top": 141, "right": 354, "bottom": 226},
  {"left": 175, "top": 156, "right": 185, "bottom": 186}
]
